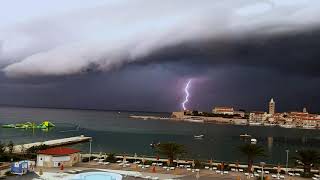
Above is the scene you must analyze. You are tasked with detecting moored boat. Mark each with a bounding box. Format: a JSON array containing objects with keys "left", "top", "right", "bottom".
[
  {"left": 240, "top": 134, "right": 251, "bottom": 138},
  {"left": 194, "top": 134, "right": 205, "bottom": 139}
]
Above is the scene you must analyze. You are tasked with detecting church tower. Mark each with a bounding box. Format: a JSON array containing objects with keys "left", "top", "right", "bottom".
[{"left": 269, "top": 98, "right": 275, "bottom": 115}]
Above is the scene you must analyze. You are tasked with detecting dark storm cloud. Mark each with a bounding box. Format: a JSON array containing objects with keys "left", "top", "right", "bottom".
[
  {"left": 2, "top": 0, "right": 320, "bottom": 77},
  {"left": 134, "top": 28, "right": 320, "bottom": 78}
]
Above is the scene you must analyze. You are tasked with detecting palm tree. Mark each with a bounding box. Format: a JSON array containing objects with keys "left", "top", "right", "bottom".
[
  {"left": 293, "top": 150, "right": 320, "bottom": 176},
  {"left": 156, "top": 142, "right": 186, "bottom": 165},
  {"left": 239, "top": 144, "right": 266, "bottom": 172}
]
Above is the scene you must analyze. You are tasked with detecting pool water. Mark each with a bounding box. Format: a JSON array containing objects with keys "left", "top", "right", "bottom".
[{"left": 71, "top": 172, "right": 122, "bottom": 180}]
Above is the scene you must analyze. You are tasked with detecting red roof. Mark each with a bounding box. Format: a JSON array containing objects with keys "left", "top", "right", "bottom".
[{"left": 38, "top": 147, "right": 80, "bottom": 155}]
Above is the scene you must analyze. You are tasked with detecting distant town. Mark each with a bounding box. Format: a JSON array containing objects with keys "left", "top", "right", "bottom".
[{"left": 131, "top": 98, "right": 320, "bottom": 129}]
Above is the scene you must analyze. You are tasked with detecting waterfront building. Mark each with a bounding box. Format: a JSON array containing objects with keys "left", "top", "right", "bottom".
[
  {"left": 212, "top": 107, "right": 234, "bottom": 115},
  {"left": 171, "top": 111, "right": 185, "bottom": 119},
  {"left": 249, "top": 111, "right": 267, "bottom": 122},
  {"left": 269, "top": 98, "right": 275, "bottom": 115},
  {"left": 288, "top": 111, "right": 320, "bottom": 127},
  {"left": 233, "top": 110, "right": 246, "bottom": 118},
  {"left": 36, "top": 147, "right": 80, "bottom": 168}
]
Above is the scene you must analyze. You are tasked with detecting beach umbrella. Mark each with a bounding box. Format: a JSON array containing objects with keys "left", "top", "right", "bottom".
[
  {"left": 142, "top": 157, "right": 146, "bottom": 165},
  {"left": 277, "top": 164, "right": 281, "bottom": 176},
  {"left": 236, "top": 160, "right": 239, "bottom": 171},
  {"left": 196, "top": 171, "right": 200, "bottom": 179},
  {"left": 167, "top": 159, "right": 171, "bottom": 166},
  {"left": 221, "top": 162, "right": 225, "bottom": 171},
  {"left": 134, "top": 153, "right": 137, "bottom": 163},
  {"left": 123, "top": 155, "right": 127, "bottom": 163},
  {"left": 209, "top": 159, "right": 213, "bottom": 168}
]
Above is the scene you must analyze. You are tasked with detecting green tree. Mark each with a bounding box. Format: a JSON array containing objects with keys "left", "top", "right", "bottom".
[
  {"left": 293, "top": 150, "right": 320, "bottom": 177},
  {"left": 105, "top": 153, "right": 117, "bottom": 163},
  {"left": 7, "top": 141, "right": 14, "bottom": 154},
  {"left": 0, "top": 141, "right": 5, "bottom": 154},
  {"left": 239, "top": 144, "right": 266, "bottom": 172},
  {"left": 156, "top": 142, "right": 186, "bottom": 165}
]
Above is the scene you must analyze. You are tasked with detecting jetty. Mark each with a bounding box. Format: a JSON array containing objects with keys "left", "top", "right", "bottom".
[{"left": 12, "top": 135, "right": 91, "bottom": 153}]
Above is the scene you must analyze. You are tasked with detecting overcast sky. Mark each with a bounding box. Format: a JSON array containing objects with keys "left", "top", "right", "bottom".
[{"left": 0, "top": 0, "right": 320, "bottom": 112}]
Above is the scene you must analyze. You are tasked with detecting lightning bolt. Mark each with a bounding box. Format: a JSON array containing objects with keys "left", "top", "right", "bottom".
[{"left": 182, "top": 79, "right": 192, "bottom": 111}]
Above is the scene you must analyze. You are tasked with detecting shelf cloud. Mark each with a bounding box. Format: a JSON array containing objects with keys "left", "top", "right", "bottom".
[{"left": 1, "top": 0, "right": 320, "bottom": 78}]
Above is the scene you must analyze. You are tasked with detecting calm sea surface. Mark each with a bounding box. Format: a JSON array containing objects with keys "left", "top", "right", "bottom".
[{"left": 0, "top": 107, "right": 319, "bottom": 165}]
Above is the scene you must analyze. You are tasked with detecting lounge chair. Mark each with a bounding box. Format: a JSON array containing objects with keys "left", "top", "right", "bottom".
[
  {"left": 67, "top": 170, "right": 77, "bottom": 174},
  {"left": 73, "top": 169, "right": 82, "bottom": 173}
]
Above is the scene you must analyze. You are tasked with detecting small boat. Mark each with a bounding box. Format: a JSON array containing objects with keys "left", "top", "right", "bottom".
[
  {"left": 302, "top": 125, "right": 316, "bottom": 129},
  {"left": 240, "top": 134, "right": 251, "bottom": 138},
  {"left": 150, "top": 142, "right": 160, "bottom": 148},
  {"left": 249, "top": 122, "right": 262, "bottom": 126},
  {"left": 194, "top": 134, "right": 205, "bottom": 139},
  {"left": 279, "top": 124, "right": 294, "bottom": 128},
  {"left": 264, "top": 123, "right": 277, "bottom": 127},
  {"left": 250, "top": 138, "right": 257, "bottom": 144}
]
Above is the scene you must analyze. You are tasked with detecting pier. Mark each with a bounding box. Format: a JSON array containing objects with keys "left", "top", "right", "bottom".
[{"left": 12, "top": 135, "right": 91, "bottom": 153}]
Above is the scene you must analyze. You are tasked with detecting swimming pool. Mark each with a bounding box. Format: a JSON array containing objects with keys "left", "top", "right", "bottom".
[{"left": 71, "top": 172, "right": 122, "bottom": 180}]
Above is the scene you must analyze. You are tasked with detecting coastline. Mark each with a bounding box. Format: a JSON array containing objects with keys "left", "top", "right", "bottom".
[{"left": 129, "top": 115, "right": 320, "bottom": 130}]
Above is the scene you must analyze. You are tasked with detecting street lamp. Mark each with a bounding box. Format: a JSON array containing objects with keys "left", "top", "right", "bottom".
[
  {"left": 260, "top": 162, "right": 265, "bottom": 180},
  {"left": 285, "top": 149, "right": 289, "bottom": 174},
  {"left": 89, "top": 139, "right": 92, "bottom": 163}
]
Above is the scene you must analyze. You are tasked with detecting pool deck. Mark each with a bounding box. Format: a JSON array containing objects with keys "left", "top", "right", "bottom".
[{"left": 6, "top": 164, "right": 312, "bottom": 180}]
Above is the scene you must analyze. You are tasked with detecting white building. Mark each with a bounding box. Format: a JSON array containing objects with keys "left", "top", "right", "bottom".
[
  {"left": 212, "top": 107, "right": 234, "bottom": 115},
  {"left": 249, "top": 111, "right": 267, "bottom": 122},
  {"left": 37, "top": 147, "right": 80, "bottom": 168}
]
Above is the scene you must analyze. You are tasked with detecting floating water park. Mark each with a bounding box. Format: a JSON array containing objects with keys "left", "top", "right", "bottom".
[{"left": 2, "top": 121, "right": 55, "bottom": 129}]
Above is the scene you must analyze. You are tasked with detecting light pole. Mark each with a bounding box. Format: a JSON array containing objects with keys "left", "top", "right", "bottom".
[
  {"left": 285, "top": 149, "right": 289, "bottom": 174},
  {"left": 89, "top": 139, "right": 92, "bottom": 163},
  {"left": 260, "top": 162, "right": 265, "bottom": 180}
]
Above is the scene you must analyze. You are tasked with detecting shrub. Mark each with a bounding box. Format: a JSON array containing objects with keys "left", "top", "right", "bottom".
[{"left": 105, "top": 153, "right": 117, "bottom": 163}]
